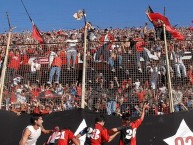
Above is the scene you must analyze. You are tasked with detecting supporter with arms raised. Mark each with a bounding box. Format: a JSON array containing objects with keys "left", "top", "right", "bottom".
[{"left": 112, "top": 103, "right": 149, "bottom": 145}]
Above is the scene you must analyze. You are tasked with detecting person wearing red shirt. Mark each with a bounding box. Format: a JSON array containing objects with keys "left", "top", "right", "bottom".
[
  {"left": 8, "top": 49, "right": 21, "bottom": 81},
  {"left": 95, "top": 29, "right": 115, "bottom": 62},
  {"left": 136, "top": 88, "right": 146, "bottom": 103},
  {"left": 48, "top": 50, "right": 62, "bottom": 84},
  {"left": 57, "top": 128, "right": 79, "bottom": 145},
  {"left": 112, "top": 103, "right": 149, "bottom": 145},
  {"left": 89, "top": 115, "right": 119, "bottom": 145},
  {"left": 40, "top": 105, "right": 52, "bottom": 115},
  {"left": 133, "top": 34, "right": 150, "bottom": 73}
]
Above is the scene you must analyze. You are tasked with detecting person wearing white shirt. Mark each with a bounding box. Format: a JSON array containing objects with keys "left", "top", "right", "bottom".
[
  {"left": 172, "top": 46, "right": 187, "bottom": 78},
  {"left": 133, "top": 79, "right": 141, "bottom": 90},
  {"left": 30, "top": 58, "right": 41, "bottom": 83},
  {"left": 65, "top": 34, "right": 78, "bottom": 70},
  {"left": 19, "top": 114, "right": 52, "bottom": 145}
]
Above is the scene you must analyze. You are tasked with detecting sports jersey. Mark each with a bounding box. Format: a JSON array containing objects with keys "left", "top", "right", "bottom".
[
  {"left": 57, "top": 129, "right": 75, "bottom": 145},
  {"left": 90, "top": 123, "right": 110, "bottom": 145},
  {"left": 119, "top": 118, "right": 142, "bottom": 145}
]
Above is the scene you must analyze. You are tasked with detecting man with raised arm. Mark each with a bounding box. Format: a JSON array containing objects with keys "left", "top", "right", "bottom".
[
  {"left": 113, "top": 103, "right": 149, "bottom": 145},
  {"left": 19, "top": 114, "right": 52, "bottom": 145}
]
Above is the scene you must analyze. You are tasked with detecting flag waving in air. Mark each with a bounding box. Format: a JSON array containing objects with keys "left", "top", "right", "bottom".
[
  {"left": 32, "top": 21, "right": 44, "bottom": 44},
  {"left": 146, "top": 6, "right": 185, "bottom": 40},
  {"left": 145, "top": 6, "right": 154, "bottom": 22},
  {"left": 21, "top": 0, "right": 44, "bottom": 44},
  {"left": 73, "top": 10, "right": 85, "bottom": 20}
]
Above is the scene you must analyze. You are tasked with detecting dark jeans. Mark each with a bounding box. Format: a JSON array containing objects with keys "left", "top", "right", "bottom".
[{"left": 95, "top": 43, "right": 110, "bottom": 61}]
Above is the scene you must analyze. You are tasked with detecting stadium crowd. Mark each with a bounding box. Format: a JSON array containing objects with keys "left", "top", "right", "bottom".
[{"left": 0, "top": 24, "right": 193, "bottom": 117}]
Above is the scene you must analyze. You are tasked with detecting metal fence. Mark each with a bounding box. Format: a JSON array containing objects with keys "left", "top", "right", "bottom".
[{"left": 0, "top": 27, "right": 192, "bottom": 117}]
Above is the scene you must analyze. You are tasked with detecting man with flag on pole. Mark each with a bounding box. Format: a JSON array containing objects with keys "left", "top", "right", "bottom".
[
  {"left": 145, "top": 6, "right": 185, "bottom": 41},
  {"left": 145, "top": 6, "right": 164, "bottom": 40}
]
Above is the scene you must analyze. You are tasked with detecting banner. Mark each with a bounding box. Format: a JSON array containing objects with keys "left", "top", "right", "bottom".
[{"left": 1, "top": 109, "right": 193, "bottom": 145}]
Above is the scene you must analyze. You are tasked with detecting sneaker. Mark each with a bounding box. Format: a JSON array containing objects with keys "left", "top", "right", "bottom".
[
  {"left": 119, "top": 66, "right": 123, "bottom": 69},
  {"left": 71, "top": 66, "right": 75, "bottom": 69},
  {"left": 111, "top": 68, "right": 115, "bottom": 72},
  {"left": 67, "top": 67, "right": 70, "bottom": 71}
]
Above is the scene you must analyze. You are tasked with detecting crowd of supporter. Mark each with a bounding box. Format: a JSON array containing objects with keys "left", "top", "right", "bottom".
[{"left": 0, "top": 24, "right": 192, "bottom": 118}]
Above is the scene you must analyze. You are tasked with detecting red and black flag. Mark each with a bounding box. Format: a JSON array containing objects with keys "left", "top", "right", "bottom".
[
  {"left": 146, "top": 6, "right": 185, "bottom": 40},
  {"left": 32, "top": 21, "right": 44, "bottom": 44},
  {"left": 145, "top": 6, "right": 154, "bottom": 22},
  {"left": 21, "top": 0, "right": 44, "bottom": 44}
]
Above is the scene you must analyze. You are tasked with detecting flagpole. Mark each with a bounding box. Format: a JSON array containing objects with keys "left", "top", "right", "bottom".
[
  {"left": 0, "top": 14, "right": 16, "bottom": 109},
  {"left": 20, "top": 0, "right": 33, "bottom": 22},
  {"left": 21, "top": 0, "right": 45, "bottom": 47},
  {"left": 163, "top": 23, "right": 174, "bottom": 113},
  {"left": 6, "top": 12, "right": 11, "bottom": 29},
  {"left": 164, "top": 6, "right": 166, "bottom": 16},
  {"left": 81, "top": 9, "right": 87, "bottom": 109}
]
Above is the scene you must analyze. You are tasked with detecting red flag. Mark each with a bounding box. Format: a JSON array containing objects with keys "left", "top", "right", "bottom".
[
  {"left": 148, "top": 12, "right": 185, "bottom": 40},
  {"left": 145, "top": 6, "right": 154, "bottom": 22},
  {"left": 32, "top": 23, "right": 44, "bottom": 43}
]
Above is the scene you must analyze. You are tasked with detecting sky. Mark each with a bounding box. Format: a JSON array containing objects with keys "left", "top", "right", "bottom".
[{"left": 0, "top": 0, "right": 192, "bottom": 32}]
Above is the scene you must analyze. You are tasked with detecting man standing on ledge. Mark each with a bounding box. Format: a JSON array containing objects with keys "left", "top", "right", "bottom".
[
  {"left": 19, "top": 114, "right": 52, "bottom": 145},
  {"left": 95, "top": 28, "right": 115, "bottom": 63}
]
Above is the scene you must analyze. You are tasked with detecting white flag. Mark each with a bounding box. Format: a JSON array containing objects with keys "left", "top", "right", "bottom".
[
  {"left": 74, "top": 119, "right": 87, "bottom": 145},
  {"left": 73, "top": 10, "right": 85, "bottom": 20}
]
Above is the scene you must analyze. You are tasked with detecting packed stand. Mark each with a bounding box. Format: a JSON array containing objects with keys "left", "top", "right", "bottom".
[{"left": 0, "top": 25, "right": 193, "bottom": 118}]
